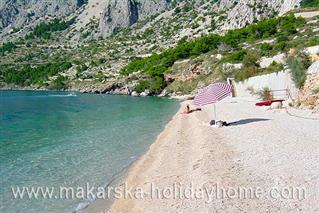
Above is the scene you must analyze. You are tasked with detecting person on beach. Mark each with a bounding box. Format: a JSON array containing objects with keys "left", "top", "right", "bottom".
[
  {"left": 184, "top": 105, "right": 191, "bottom": 114},
  {"left": 182, "top": 104, "right": 201, "bottom": 114}
]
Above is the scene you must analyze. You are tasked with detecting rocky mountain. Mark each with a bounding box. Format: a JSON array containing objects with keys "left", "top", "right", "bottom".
[
  {"left": 1, "top": 0, "right": 318, "bottom": 104},
  {"left": 99, "top": 0, "right": 169, "bottom": 36},
  {"left": 0, "top": 0, "right": 303, "bottom": 40},
  {"left": 98, "top": 0, "right": 302, "bottom": 37},
  {"left": 219, "top": 0, "right": 302, "bottom": 30},
  {"left": 100, "top": 0, "right": 301, "bottom": 36},
  {"left": 0, "top": 0, "right": 86, "bottom": 37}
]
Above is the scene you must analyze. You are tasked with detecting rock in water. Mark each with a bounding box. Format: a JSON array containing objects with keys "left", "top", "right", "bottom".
[
  {"left": 131, "top": 91, "right": 139, "bottom": 97},
  {"left": 140, "top": 89, "right": 150, "bottom": 97}
]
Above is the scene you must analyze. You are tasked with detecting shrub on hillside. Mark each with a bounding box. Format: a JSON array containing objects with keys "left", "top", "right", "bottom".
[
  {"left": 121, "top": 15, "right": 304, "bottom": 78},
  {"left": 0, "top": 42, "right": 17, "bottom": 56},
  {"left": 150, "top": 76, "right": 167, "bottom": 94},
  {"left": 287, "top": 56, "right": 308, "bottom": 89},
  {"left": 51, "top": 75, "right": 68, "bottom": 90},
  {"left": 1, "top": 61, "right": 72, "bottom": 86},
  {"left": 259, "top": 43, "right": 273, "bottom": 56},
  {"left": 174, "top": 7, "right": 181, "bottom": 14},
  {"left": 134, "top": 77, "right": 166, "bottom": 95},
  {"left": 262, "top": 62, "right": 284, "bottom": 74},
  {"left": 26, "top": 18, "right": 75, "bottom": 39},
  {"left": 300, "top": 0, "right": 319, "bottom": 8},
  {"left": 223, "top": 50, "right": 247, "bottom": 63},
  {"left": 258, "top": 87, "right": 273, "bottom": 100},
  {"left": 234, "top": 66, "right": 259, "bottom": 82},
  {"left": 134, "top": 80, "right": 150, "bottom": 93},
  {"left": 242, "top": 51, "right": 261, "bottom": 67}
]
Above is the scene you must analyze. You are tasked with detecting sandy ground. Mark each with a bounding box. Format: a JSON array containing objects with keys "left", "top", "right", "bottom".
[{"left": 89, "top": 97, "right": 319, "bottom": 213}]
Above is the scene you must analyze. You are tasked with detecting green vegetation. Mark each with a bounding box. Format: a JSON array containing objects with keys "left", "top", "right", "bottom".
[
  {"left": 183, "top": 2, "right": 193, "bottom": 13},
  {"left": 262, "top": 62, "right": 284, "bottom": 74},
  {"left": 118, "top": 14, "right": 308, "bottom": 95},
  {"left": 134, "top": 76, "right": 167, "bottom": 95},
  {"left": 287, "top": 56, "right": 309, "bottom": 89},
  {"left": 26, "top": 18, "right": 75, "bottom": 39},
  {"left": 0, "top": 42, "right": 17, "bottom": 56},
  {"left": 300, "top": 0, "right": 319, "bottom": 8},
  {"left": 134, "top": 80, "right": 150, "bottom": 93},
  {"left": 234, "top": 66, "right": 258, "bottom": 82},
  {"left": 258, "top": 41, "right": 287, "bottom": 57},
  {"left": 150, "top": 76, "right": 167, "bottom": 94},
  {"left": 233, "top": 51, "right": 285, "bottom": 82},
  {"left": 1, "top": 61, "right": 72, "bottom": 86},
  {"left": 121, "top": 15, "right": 305, "bottom": 80},
  {"left": 312, "top": 87, "right": 319, "bottom": 95},
  {"left": 0, "top": 6, "right": 314, "bottom": 94},
  {"left": 77, "top": 0, "right": 88, "bottom": 7},
  {"left": 51, "top": 75, "right": 68, "bottom": 90},
  {"left": 223, "top": 50, "right": 247, "bottom": 63},
  {"left": 258, "top": 87, "right": 273, "bottom": 100},
  {"left": 233, "top": 50, "right": 260, "bottom": 81},
  {"left": 121, "top": 35, "right": 221, "bottom": 77},
  {"left": 174, "top": 7, "right": 182, "bottom": 14}
]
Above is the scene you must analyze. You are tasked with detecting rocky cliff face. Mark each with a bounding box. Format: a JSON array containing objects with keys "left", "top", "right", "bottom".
[
  {"left": 0, "top": 0, "right": 85, "bottom": 31},
  {"left": 219, "top": 0, "right": 302, "bottom": 31},
  {"left": 0, "top": 0, "right": 303, "bottom": 39},
  {"left": 99, "top": 0, "right": 302, "bottom": 37},
  {"left": 99, "top": 0, "right": 169, "bottom": 36}
]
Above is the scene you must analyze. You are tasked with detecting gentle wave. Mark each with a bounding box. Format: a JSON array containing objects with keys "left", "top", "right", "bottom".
[
  {"left": 1, "top": 91, "right": 179, "bottom": 213},
  {"left": 1, "top": 93, "right": 77, "bottom": 98},
  {"left": 74, "top": 156, "right": 139, "bottom": 213},
  {"left": 47, "top": 94, "right": 77, "bottom": 97}
]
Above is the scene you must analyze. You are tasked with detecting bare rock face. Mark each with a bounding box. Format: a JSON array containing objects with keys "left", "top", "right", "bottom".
[
  {"left": 219, "top": 0, "right": 302, "bottom": 31},
  {"left": 1, "top": 0, "right": 304, "bottom": 39},
  {"left": 99, "top": 0, "right": 169, "bottom": 37},
  {"left": 297, "top": 61, "right": 319, "bottom": 110},
  {"left": 99, "top": 0, "right": 302, "bottom": 37},
  {"left": 0, "top": 0, "right": 84, "bottom": 31}
]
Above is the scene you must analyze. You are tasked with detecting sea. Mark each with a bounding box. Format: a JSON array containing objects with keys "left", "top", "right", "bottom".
[{"left": 0, "top": 90, "right": 179, "bottom": 213}]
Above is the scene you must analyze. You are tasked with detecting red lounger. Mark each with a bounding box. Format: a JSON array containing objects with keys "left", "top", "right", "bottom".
[{"left": 255, "top": 99, "right": 284, "bottom": 106}]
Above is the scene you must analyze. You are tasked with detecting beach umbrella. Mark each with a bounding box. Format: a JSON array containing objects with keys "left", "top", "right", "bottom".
[{"left": 193, "top": 82, "right": 233, "bottom": 120}]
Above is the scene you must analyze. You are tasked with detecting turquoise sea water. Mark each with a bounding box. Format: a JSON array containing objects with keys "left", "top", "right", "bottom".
[{"left": 0, "top": 90, "right": 179, "bottom": 213}]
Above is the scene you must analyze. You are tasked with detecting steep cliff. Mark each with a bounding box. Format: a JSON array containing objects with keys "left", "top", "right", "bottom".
[
  {"left": 0, "top": 0, "right": 86, "bottom": 31},
  {"left": 99, "top": 0, "right": 169, "bottom": 36},
  {"left": 0, "top": 0, "right": 303, "bottom": 39},
  {"left": 98, "top": 0, "right": 302, "bottom": 37},
  {"left": 2, "top": 0, "right": 317, "bottom": 95},
  {"left": 220, "top": 0, "right": 302, "bottom": 31}
]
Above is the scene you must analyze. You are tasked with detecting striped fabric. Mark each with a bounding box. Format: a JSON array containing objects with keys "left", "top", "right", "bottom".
[{"left": 193, "top": 83, "right": 233, "bottom": 106}]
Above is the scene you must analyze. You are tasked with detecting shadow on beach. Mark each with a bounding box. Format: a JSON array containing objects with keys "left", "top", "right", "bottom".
[{"left": 228, "top": 118, "right": 271, "bottom": 126}]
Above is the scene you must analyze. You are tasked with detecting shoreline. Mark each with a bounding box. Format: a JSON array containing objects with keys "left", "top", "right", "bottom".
[
  {"left": 1, "top": 91, "right": 181, "bottom": 213},
  {"left": 83, "top": 102, "right": 184, "bottom": 213},
  {"left": 0, "top": 88, "right": 194, "bottom": 101},
  {"left": 89, "top": 97, "right": 318, "bottom": 212}
]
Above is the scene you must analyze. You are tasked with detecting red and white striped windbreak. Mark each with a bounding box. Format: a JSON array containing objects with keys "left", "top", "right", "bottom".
[{"left": 193, "top": 83, "right": 233, "bottom": 106}]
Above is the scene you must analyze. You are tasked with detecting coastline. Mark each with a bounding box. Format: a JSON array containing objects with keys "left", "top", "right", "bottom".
[
  {"left": 83, "top": 102, "right": 184, "bottom": 213},
  {"left": 1, "top": 91, "right": 180, "bottom": 213},
  {"left": 88, "top": 97, "right": 319, "bottom": 212},
  {"left": 0, "top": 88, "right": 194, "bottom": 102}
]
